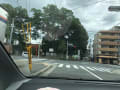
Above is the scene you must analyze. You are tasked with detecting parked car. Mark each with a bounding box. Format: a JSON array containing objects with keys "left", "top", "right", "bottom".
[{"left": 22, "top": 51, "right": 28, "bottom": 57}]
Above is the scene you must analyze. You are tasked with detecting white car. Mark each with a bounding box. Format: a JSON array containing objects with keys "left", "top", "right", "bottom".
[{"left": 22, "top": 52, "right": 28, "bottom": 57}]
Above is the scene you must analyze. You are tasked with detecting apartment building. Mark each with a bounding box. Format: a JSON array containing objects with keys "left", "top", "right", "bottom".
[{"left": 93, "top": 29, "right": 120, "bottom": 64}]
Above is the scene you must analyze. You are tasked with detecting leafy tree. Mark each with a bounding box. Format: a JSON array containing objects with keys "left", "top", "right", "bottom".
[
  {"left": 67, "top": 18, "right": 88, "bottom": 58},
  {"left": 31, "top": 4, "right": 88, "bottom": 58},
  {"left": 31, "top": 4, "right": 74, "bottom": 40},
  {"left": 31, "top": 8, "right": 43, "bottom": 39}
]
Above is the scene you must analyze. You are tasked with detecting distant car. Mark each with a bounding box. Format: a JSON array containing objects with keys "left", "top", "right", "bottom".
[{"left": 22, "top": 52, "right": 28, "bottom": 57}]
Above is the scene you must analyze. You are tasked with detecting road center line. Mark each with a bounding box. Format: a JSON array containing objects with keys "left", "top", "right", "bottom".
[{"left": 80, "top": 66, "right": 103, "bottom": 80}]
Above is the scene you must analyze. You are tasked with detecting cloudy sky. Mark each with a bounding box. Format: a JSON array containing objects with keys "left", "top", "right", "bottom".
[{"left": 1, "top": 0, "right": 120, "bottom": 34}]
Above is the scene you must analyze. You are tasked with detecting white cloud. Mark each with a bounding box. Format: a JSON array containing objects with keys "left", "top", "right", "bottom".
[{"left": 1, "top": 0, "right": 120, "bottom": 33}]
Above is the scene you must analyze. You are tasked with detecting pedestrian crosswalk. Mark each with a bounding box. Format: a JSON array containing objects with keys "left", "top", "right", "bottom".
[
  {"left": 66, "top": 65, "right": 71, "bottom": 68},
  {"left": 58, "top": 64, "right": 64, "bottom": 68},
  {"left": 73, "top": 65, "right": 79, "bottom": 69},
  {"left": 57, "top": 63, "right": 112, "bottom": 73}
]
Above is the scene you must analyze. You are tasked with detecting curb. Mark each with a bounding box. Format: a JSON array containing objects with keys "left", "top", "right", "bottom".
[{"left": 31, "top": 64, "right": 53, "bottom": 76}]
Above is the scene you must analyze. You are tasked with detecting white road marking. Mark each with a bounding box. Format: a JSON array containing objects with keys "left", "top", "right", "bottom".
[
  {"left": 92, "top": 67, "right": 104, "bottom": 72},
  {"left": 66, "top": 65, "right": 71, "bottom": 68},
  {"left": 73, "top": 65, "right": 79, "bottom": 69},
  {"left": 92, "top": 67, "right": 112, "bottom": 73},
  {"left": 41, "top": 65, "right": 57, "bottom": 76},
  {"left": 102, "top": 68, "right": 111, "bottom": 73},
  {"left": 58, "top": 64, "right": 64, "bottom": 68},
  {"left": 44, "top": 60, "right": 54, "bottom": 63},
  {"left": 80, "top": 66, "right": 103, "bottom": 80},
  {"left": 86, "top": 67, "right": 95, "bottom": 71}
]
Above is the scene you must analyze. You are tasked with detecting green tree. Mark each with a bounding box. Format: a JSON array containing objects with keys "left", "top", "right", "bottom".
[
  {"left": 31, "top": 4, "right": 74, "bottom": 40},
  {"left": 68, "top": 18, "right": 88, "bottom": 58},
  {"left": 31, "top": 8, "right": 43, "bottom": 39},
  {"left": 31, "top": 4, "right": 88, "bottom": 58}
]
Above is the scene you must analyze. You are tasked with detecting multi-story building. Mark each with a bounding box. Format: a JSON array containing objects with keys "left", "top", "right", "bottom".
[{"left": 93, "top": 28, "right": 120, "bottom": 64}]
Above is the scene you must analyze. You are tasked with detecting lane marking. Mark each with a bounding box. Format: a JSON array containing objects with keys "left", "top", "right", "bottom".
[
  {"left": 80, "top": 66, "right": 103, "bottom": 80},
  {"left": 92, "top": 67, "right": 112, "bottom": 73},
  {"left": 41, "top": 65, "right": 57, "bottom": 76},
  {"left": 66, "top": 65, "right": 70, "bottom": 68},
  {"left": 44, "top": 60, "right": 54, "bottom": 63},
  {"left": 58, "top": 64, "right": 64, "bottom": 68},
  {"left": 73, "top": 65, "right": 79, "bottom": 69},
  {"left": 92, "top": 67, "right": 104, "bottom": 72},
  {"left": 86, "top": 67, "right": 95, "bottom": 71}
]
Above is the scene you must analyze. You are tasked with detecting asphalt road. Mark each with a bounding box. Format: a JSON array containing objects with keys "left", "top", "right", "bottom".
[
  {"left": 13, "top": 56, "right": 120, "bottom": 81},
  {"left": 37, "top": 59, "right": 120, "bottom": 81}
]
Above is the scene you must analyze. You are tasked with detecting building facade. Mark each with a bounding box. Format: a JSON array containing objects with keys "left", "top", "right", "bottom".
[{"left": 93, "top": 30, "right": 120, "bottom": 64}]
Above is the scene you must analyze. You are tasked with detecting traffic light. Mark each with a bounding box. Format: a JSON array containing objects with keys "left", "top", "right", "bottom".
[{"left": 73, "top": 45, "right": 76, "bottom": 48}]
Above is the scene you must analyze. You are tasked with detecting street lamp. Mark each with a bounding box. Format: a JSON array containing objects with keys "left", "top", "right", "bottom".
[{"left": 64, "top": 35, "right": 69, "bottom": 60}]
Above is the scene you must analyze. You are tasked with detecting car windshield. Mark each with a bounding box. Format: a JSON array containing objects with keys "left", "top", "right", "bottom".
[{"left": 1, "top": 0, "right": 120, "bottom": 81}]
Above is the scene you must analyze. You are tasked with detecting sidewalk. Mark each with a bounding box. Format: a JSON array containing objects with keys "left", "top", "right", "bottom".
[
  {"left": 13, "top": 59, "right": 53, "bottom": 76},
  {"left": 14, "top": 60, "right": 30, "bottom": 76}
]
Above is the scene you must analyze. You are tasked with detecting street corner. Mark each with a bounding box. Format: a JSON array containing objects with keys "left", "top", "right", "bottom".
[
  {"left": 31, "top": 63, "right": 54, "bottom": 76},
  {"left": 14, "top": 60, "right": 27, "bottom": 68},
  {"left": 41, "top": 62, "right": 54, "bottom": 66}
]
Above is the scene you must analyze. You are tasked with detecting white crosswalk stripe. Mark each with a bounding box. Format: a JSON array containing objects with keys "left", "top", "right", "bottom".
[
  {"left": 57, "top": 64, "right": 112, "bottom": 73},
  {"left": 73, "top": 65, "right": 79, "bottom": 69},
  {"left": 86, "top": 67, "right": 95, "bottom": 71},
  {"left": 66, "top": 65, "right": 71, "bottom": 68},
  {"left": 58, "top": 64, "right": 64, "bottom": 68},
  {"left": 86, "top": 66, "right": 112, "bottom": 73}
]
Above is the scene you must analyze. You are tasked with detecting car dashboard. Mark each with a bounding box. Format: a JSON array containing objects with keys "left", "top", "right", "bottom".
[{"left": 7, "top": 78, "right": 120, "bottom": 90}]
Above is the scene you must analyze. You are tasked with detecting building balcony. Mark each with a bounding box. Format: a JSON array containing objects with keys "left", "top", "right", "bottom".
[
  {"left": 99, "top": 30, "right": 120, "bottom": 34},
  {"left": 99, "top": 35, "right": 120, "bottom": 39},
  {"left": 98, "top": 48, "right": 118, "bottom": 52},
  {"left": 100, "top": 53, "right": 118, "bottom": 57},
  {"left": 99, "top": 41, "right": 120, "bottom": 45},
  {"left": 97, "top": 55, "right": 118, "bottom": 59}
]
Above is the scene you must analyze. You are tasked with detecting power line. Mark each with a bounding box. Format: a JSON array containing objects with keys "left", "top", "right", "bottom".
[
  {"left": 26, "top": 0, "right": 28, "bottom": 11},
  {"left": 54, "top": 0, "right": 57, "bottom": 5},
  {"left": 28, "top": 0, "right": 30, "bottom": 15},
  {"left": 59, "top": 0, "right": 63, "bottom": 8}
]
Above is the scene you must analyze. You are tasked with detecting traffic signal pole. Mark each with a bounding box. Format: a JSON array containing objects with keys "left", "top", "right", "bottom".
[{"left": 22, "top": 22, "right": 32, "bottom": 72}]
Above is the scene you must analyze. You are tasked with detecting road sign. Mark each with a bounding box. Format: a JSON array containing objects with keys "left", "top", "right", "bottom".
[{"left": 108, "top": 6, "right": 120, "bottom": 12}]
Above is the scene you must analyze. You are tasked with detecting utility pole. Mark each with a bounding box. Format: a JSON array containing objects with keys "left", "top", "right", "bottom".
[
  {"left": 38, "top": 44, "right": 40, "bottom": 58},
  {"left": 64, "top": 35, "right": 69, "bottom": 60},
  {"left": 9, "top": 18, "right": 14, "bottom": 44},
  {"left": 66, "top": 39, "right": 69, "bottom": 60}
]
